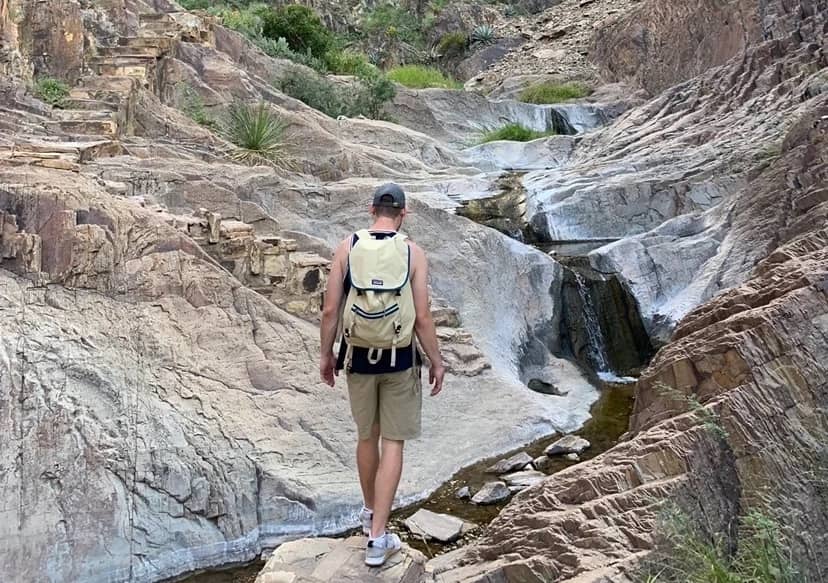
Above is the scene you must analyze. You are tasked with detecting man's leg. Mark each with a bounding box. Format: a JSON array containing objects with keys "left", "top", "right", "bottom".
[
  {"left": 356, "top": 423, "right": 380, "bottom": 510},
  {"left": 370, "top": 438, "right": 404, "bottom": 538}
]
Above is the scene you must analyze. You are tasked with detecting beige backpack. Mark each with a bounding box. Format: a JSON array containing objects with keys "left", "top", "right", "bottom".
[{"left": 342, "top": 230, "right": 416, "bottom": 367}]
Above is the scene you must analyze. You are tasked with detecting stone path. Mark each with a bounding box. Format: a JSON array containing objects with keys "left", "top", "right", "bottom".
[{"left": 255, "top": 536, "right": 426, "bottom": 583}]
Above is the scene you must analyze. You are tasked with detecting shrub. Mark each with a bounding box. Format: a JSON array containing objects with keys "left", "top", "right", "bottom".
[
  {"left": 223, "top": 101, "right": 288, "bottom": 165},
  {"left": 178, "top": 0, "right": 214, "bottom": 9},
  {"left": 478, "top": 123, "right": 555, "bottom": 143},
  {"left": 387, "top": 65, "right": 462, "bottom": 89},
  {"left": 278, "top": 67, "right": 395, "bottom": 120},
  {"left": 519, "top": 81, "right": 591, "bottom": 104},
  {"left": 34, "top": 77, "right": 70, "bottom": 107},
  {"left": 324, "top": 49, "right": 375, "bottom": 77},
  {"left": 437, "top": 31, "right": 468, "bottom": 58},
  {"left": 471, "top": 24, "right": 495, "bottom": 45},
  {"left": 363, "top": 3, "right": 424, "bottom": 46},
  {"left": 278, "top": 68, "right": 350, "bottom": 118},
  {"left": 260, "top": 5, "right": 333, "bottom": 58},
  {"left": 352, "top": 69, "right": 396, "bottom": 119}
]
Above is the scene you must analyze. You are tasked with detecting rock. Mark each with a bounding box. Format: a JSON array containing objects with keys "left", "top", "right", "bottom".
[
  {"left": 544, "top": 435, "right": 591, "bottom": 456},
  {"left": 471, "top": 482, "right": 511, "bottom": 505},
  {"left": 527, "top": 378, "right": 568, "bottom": 396},
  {"left": 502, "top": 470, "right": 547, "bottom": 489},
  {"left": 455, "top": 486, "right": 471, "bottom": 500},
  {"left": 255, "top": 536, "right": 426, "bottom": 582},
  {"left": 533, "top": 455, "right": 554, "bottom": 472},
  {"left": 564, "top": 453, "right": 580, "bottom": 462},
  {"left": 486, "top": 451, "right": 533, "bottom": 474},
  {"left": 404, "top": 509, "right": 464, "bottom": 543}
]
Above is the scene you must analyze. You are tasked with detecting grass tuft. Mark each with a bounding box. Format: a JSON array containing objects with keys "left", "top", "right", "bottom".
[
  {"left": 34, "top": 77, "right": 70, "bottom": 107},
  {"left": 478, "top": 123, "right": 555, "bottom": 144},
  {"left": 387, "top": 65, "right": 462, "bottom": 89},
  {"left": 519, "top": 81, "right": 591, "bottom": 104},
  {"left": 223, "top": 101, "right": 288, "bottom": 166}
]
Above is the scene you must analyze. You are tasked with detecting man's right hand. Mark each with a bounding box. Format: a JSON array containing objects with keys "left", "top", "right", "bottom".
[{"left": 429, "top": 364, "right": 445, "bottom": 396}]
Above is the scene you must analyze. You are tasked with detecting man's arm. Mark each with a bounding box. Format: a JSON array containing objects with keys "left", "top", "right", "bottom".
[
  {"left": 410, "top": 243, "right": 445, "bottom": 395},
  {"left": 319, "top": 239, "right": 349, "bottom": 386}
]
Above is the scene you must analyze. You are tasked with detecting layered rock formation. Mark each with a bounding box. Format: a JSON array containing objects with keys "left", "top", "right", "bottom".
[
  {"left": 431, "top": 1, "right": 828, "bottom": 581},
  {"left": 0, "top": 2, "right": 603, "bottom": 582}
]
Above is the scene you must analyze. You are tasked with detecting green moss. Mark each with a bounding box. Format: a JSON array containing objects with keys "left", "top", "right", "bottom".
[
  {"left": 478, "top": 123, "right": 555, "bottom": 143},
  {"left": 387, "top": 65, "right": 462, "bottom": 89},
  {"left": 519, "top": 81, "right": 591, "bottom": 104}
]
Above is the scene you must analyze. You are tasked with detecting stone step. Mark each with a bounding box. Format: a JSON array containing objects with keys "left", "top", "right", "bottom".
[
  {"left": 46, "top": 119, "right": 119, "bottom": 138},
  {"left": 138, "top": 12, "right": 176, "bottom": 23},
  {"left": 97, "top": 44, "right": 164, "bottom": 58},
  {"left": 139, "top": 20, "right": 179, "bottom": 34},
  {"left": 118, "top": 35, "right": 174, "bottom": 50},
  {"left": 61, "top": 97, "right": 121, "bottom": 112},
  {"left": 72, "top": 75, "right": 139, "bottom": 94},
  {"left": 90, "top": 60, "right": 154, "bottom": 80},
  {"left": 54, "top": 109, "right": 116, "bottom": 122}
]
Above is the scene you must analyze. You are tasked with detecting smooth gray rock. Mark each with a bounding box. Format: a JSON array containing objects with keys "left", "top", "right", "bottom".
[
  {"left": 502, "top": 470, "right": 547, "bottom": 489},
  {"left": 545, "top": 435, "right": 591, "bottom": 456},
  {"left": 486, "top": 451, "right": 533, "bottom": 474},
  {"left": 565, "top": 453, "right": 581, "bottom": 462},
  {"left": 455, "top": 486, "right": 471, "bottom": 500},
  {"left": 533, "top": 455, "right": 554, "bottom": 472},
  {"left": 527, "top": 378, "right": 569, "bottom": 396},
  {"left": 471, "top": 482, "right": 511, "bottom": 505},
  {"left": 404, "top": 509, "right": 464, "bottom": 543}
]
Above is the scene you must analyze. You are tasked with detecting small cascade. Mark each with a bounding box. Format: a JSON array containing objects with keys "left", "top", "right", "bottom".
[
  {"left": 573, "top": 270, "right": 612, "bottom": 373},
  {"left": 558, "top": 255, "right": 654, "bottom": 379}
]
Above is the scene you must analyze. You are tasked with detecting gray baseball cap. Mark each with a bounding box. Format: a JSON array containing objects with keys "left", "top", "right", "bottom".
[{"left": 372, "top": 183, "right": 406, "bottom": 208}]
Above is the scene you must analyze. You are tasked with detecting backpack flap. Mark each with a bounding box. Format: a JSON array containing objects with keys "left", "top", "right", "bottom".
[{"left": 347, "top": 230, "right": 410, "bottom": 292}]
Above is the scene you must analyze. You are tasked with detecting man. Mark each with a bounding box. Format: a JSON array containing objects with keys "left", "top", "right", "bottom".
[{"left": 319, "top": 183, "right": 445, "bottom": 566}]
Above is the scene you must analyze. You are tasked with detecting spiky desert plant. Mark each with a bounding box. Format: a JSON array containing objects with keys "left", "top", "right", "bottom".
[
  {"left": 471, "top": 24, "right": 495, "bottom": 45},
  {"left": 223, "top": 101, "right": 288, "bottom": 166}
]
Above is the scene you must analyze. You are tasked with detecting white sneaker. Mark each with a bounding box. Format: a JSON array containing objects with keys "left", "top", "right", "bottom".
[
  {"left": 365, "top": 532, "right": 401, "bottom": 567},
  {"left": 359, "top": 507, "right": 373, "bottom": 536}
]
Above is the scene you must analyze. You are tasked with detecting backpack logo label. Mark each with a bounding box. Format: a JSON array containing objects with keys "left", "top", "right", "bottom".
[{"left": 371, "top": 278, "right": 384, "bottom": 286}]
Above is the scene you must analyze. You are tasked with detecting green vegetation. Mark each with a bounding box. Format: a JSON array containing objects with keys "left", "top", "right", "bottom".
[
  {"left": 478, "top": 123, "right": 555, "bottom": 143},
  {"left": 278, "top": 67, "right": 395, "bottom": 120},
  {"left": 323, "top": 49, "right": 375, "bottom": 77},
  {"left": 34, "top": 77, "right": 70, "bottom": 107},
  {"left": 638, "top": 507, "right": 800, "bottom": 583},
  {"left": 471, "top": 24, "right": 495, "bottom": 45},
  {"left": 436, "top": 32, "right": 468, "bottom": 58},
  {"left": 362, "top": 3, "right": 424, "bottom": 46},
  {"left": 260, "top": 4, "right": 333, "bottom": 58},
  {"left": 387, "top": 65, "right": 462, "bottom": 89},
  {"left": 223, "top": 101, "right": 288, "bottom": 165},
  {"left": 180, "top": 85, "right": 218, "bottom": 130},
  {"left": 519, "top": 81, "right": 591, "bottom": 104}
]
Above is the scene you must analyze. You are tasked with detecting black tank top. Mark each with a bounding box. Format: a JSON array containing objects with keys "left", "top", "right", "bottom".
[{"left": 335, "top": 231, "right": 421, "bottom": 374}]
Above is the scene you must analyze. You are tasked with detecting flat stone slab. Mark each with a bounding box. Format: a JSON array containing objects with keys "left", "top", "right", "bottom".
[
  {"left": 404, "top": 509, "right": 464, "bottom": 543},
  {"left": 544, "top": 435, "right": 591, "bottom": 456},
  {"left": 502, "top": 469, "right": 547, "bottom": 489},
  {"left": 471, "top": 481, "right": 511, "bottom": 505},
  {"left": 256, "top": 536, "right": 426, "bottom": 583},
  {"left": 485, "top": 451, "right": 533, "bottom": 474}
]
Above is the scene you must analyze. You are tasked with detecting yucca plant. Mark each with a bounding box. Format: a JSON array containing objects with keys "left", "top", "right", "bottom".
[
  {"left": 471, "top": 24, "right": 495, "bottom": 45},
  {"left": 223, "top": 101, "right": 288, "bottom": 166}
]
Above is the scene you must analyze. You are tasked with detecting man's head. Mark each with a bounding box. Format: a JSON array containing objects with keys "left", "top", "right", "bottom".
[{"left": 371, "top": 183, "right": 407, "bottom": 227}]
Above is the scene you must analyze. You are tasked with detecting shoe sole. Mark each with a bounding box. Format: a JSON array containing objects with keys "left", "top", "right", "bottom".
[{"left": 364, "top": 545, "right": 400, "bottom": 567}]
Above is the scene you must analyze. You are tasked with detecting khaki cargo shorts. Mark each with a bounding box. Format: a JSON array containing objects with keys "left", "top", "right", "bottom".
[{"left": 346, "top": 366, "right": 422, "bottom": 441}]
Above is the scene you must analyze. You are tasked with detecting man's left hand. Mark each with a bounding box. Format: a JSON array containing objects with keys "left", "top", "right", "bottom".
[{"left": 320, "top": 352, "right": 338, "bottom": 387}]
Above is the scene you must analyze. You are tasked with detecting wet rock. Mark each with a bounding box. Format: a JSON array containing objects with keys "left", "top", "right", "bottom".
[
  {"left": 533, "top": 455, "right": 554, "bottom": 473},
  {"left": 471, "top": 482, "right": 511, "bottom": 505},
  {"left": 527, "top": 378, "right": 568, "bottom": 396},
  {"left": 486, "top": 451, "right": 533, "bottom": 474},
  {"left": 544, "top": 435, "right": 591, "bottom": 456},
  {"left": 455, "top": 486, "right": 471, "bottom": 500},
  {"left": 255, "top": 536, "right": 425, "bottom": 582},
  {"left": 564, "top": 453, "right": 580, "bottom": 462},
  {"left": 404, "top": 509, "right": 464, "bottom": 543},
  {"left": 503, "top": 470, "right": 547, "bottom": 489}
]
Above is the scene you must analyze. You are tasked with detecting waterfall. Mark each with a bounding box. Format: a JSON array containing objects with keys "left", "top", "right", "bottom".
[{"left": 573, "top": 271, "right": 611, "bottom": 373}]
